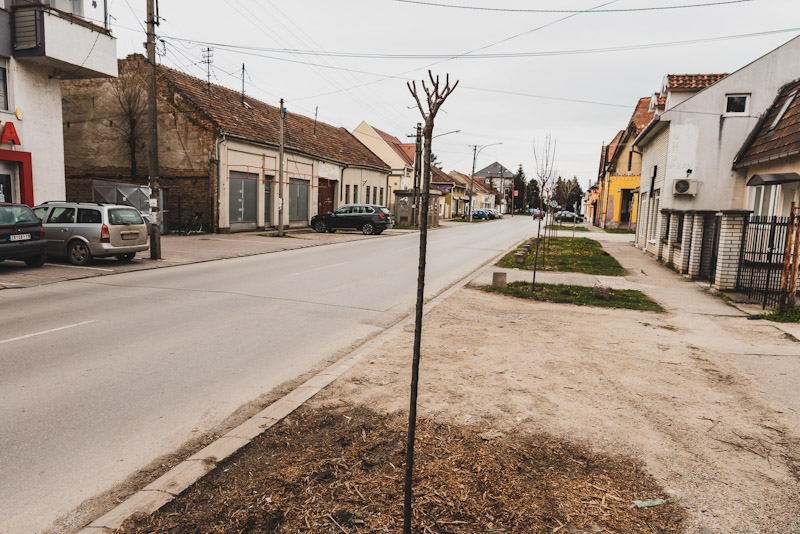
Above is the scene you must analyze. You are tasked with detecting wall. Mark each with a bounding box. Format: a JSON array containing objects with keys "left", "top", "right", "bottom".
[
  {"left": 658, "top": 36, "right": 800, "bottom": 212},
  {"left": 351, "top": 121, "right": 410, "bottom": 208},
  {"left": 1, "top": 58, "right": 66, "bottom": 204},
  {"left": 62, "top": 58, "right": 217, "bottom": 229}
]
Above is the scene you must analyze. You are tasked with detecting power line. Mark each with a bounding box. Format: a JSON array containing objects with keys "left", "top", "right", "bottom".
[
  {"left": 160, "top": 27, "right": 800, "bottom": 61},
  {"left": 388, "top": 0, "right": 754, "bottom": 13}
]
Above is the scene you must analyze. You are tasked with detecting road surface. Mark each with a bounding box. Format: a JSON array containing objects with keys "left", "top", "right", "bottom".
[{"left": 0, "top": 217, "right": 535, "bottom": 533}]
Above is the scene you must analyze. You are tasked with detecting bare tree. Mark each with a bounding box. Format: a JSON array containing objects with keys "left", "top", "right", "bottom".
[
  {"left": 111, "top": 66, "right": 147, "bottom": 179},
  {"left": 404, "top": 70, "right": 458, "bottom": 534},
  {"left": 531, "top": 135, "right": 558, "bottom": 289}
]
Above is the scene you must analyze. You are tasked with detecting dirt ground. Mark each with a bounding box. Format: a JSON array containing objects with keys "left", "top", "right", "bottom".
[{"left": 113, "top": 232, "right": 800, "bottom": 534}]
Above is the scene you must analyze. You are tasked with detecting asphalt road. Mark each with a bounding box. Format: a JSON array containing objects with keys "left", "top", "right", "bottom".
[{"left": 0, "top": 217, "right": 536, "bottom": 533}]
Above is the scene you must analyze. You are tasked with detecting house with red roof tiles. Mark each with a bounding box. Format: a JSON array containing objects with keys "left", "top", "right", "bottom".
[
  {"left": 62, "top": 55, "right": 390, "bottom": 233},
  {"left": 351, "top": 121, "right": 415, "bottom": 209},
  {"left": 449, "top": 170, "right": 495, "bottom": 213},
  {"left": 633, "top": 36, "right": 800, "bottom": 292},
  {"left": 733, "top": 78, "right": 800, "bottom": 218},
  {"left": 595, "top": 96, "right": 654, "bottom": 229}
]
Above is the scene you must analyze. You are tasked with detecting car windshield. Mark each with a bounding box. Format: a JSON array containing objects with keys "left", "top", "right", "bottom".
[
  {"left": 108, "top": 209, "right": 144, "bottom": 225},
  {"left": 0, "top": 205, "right": 38, "bottom": 226}
]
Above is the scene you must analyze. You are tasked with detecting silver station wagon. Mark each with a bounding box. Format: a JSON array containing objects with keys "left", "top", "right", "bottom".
[{"left": 32, "top": 202, "right": 149, "bottom": 265}]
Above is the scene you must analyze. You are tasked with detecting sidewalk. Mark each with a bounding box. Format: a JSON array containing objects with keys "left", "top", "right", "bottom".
[{"left": 0, "top": 227, "right": 417, "bottom": 290}]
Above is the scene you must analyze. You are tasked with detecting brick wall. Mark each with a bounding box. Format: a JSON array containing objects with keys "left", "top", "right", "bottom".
[
  {"left": 714, "top": 212, "right": 748, "bottom": 290},
  {"left": 62, "top": 55, "right": 219, "bottom": 231},
  {"left": 656, "top": 209, "right": 669, "bottom": 259},
  {"left": 664, "top": 212, "right": 680, "bottom": 267},
  {"left": 677, "top": 212, "right": 694, "bottom": 274},
  {"left": 688, "top": 214, "right": 706, "bottom": 278}
]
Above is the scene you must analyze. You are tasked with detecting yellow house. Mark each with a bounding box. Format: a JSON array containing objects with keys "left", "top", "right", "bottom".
[
  {"left": 596, "top": 97, "right": 654, "bottom": 229},
  {"left": 431, "top": 166, "right": 467, "bottom": 218}
]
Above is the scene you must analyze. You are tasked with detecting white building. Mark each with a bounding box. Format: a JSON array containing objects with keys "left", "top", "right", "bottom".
[
  {"left": 634, "top": 36, "right": 800, "bottom": 290},
  {"left": 0, "top": 0, "right": 116, "bottom": 205}
]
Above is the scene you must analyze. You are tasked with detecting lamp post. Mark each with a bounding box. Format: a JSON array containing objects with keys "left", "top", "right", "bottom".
[{"left": 468, "top": 142, "right": 502, "bottom": 222}]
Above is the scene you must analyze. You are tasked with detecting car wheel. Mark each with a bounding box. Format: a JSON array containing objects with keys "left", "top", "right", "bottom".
[
  {"left": 24, "top": 251, "right": 47, "bottom": 267},
  {"left": 68, "top": 240, "right": 93, "bottom": 266},
  {"left": 313, "top": 220, "right": 327, "bottom": 233},
  {"left": 362, "top": 222, "right": 375, "bottom": 235},
  {"left": 116, "top": 252, "right": 136, "bottom": 262}
]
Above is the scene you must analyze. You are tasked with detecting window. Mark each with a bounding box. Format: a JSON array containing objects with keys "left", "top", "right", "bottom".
[
  {"left": 335, "top": 206, "right": 351, "bottom": 214},
  {"left": 725, "top": 94, "right": 749, "bottom": 114},
  {"left": 0, "top": 61, "right": 8, "bottom": 112},
  {"left": 77, "top": 208, "right": 102, "bottom": 224},
  {"left": 353, "top": 185, "right": 359, "bottom": 204},
  {"left": 379, "top": 187, "right": 384, "bottom": 206},
  {"left": 108, "top": 209, "right": 143, "bottom": 225},
  {"left": 345, "top": 184, "right": 350, "bottom": 204},
  {"left": 372, "top": 187, "right": 377, "bottom": 204},
  {"left": 648, "top": 191, "right": 660, "bottom": 242},
  {"left": 770, "top": 90, "right": 798, "bottom": 131},
  {"left": 48, "top": 207, "right": 75, "bottom": 224},
  {"left": 365, "top": 186, "right": 370, "bottom": 205}
]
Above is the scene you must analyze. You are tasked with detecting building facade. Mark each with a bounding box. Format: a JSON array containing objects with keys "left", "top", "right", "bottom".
[
  {"left": 62, "top": 55, "right": 389, "bottom": 233},
  {"left": 634, "top": 36, "right": 800, "bottom": 290},
  {"left": 351, "top": 121, "right": 414, "bottom": 211},
  {"left": 0, "top": 0, "right": 116, "bottom": 206}
]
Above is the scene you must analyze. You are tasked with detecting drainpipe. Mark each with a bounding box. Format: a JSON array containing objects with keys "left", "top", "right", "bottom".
[{"left": 216, "top": 133, "right": 227, "bottom": 232}]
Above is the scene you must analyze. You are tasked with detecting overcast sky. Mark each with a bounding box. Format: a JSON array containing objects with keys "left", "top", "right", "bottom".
[{"left": 94, "top": 0, "right": 799, "bottom": 189}]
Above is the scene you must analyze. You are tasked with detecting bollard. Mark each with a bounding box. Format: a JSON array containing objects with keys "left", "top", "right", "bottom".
[
  {"left": 492, "top": 272, "right": 507, "bottom": 288},
  {"left": 513, "top": 252, "right": 526, "bottom": 264}
]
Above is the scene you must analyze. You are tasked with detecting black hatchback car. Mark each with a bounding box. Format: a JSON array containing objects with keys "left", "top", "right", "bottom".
[
  {"left": 0, "top": 203, "right": 47, "bottom": 267},
  {"left": 311, "top": 204, "right": 393, "bottom": 235}
]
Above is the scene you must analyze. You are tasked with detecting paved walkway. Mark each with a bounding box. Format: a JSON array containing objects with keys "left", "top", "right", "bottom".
[{"left": 475, "top": 222, "right": 800, "bottom": 339}]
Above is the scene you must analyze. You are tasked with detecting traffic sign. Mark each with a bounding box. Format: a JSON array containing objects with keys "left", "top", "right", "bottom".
[{"left": 550, "top": 200, "right": 557, "bottom": 208}]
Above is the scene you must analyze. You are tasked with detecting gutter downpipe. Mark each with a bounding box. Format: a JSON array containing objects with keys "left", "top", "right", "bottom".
[{"left": 217, "top": 133, "right": 227, "bottom": 233}]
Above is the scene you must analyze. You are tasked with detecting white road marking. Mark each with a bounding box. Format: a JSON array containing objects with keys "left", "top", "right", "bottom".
[
  {"left": 47, "top": 263, "right": 115, "bottom": 272},
  {"left": 0, "top": 320, "right": 96, "bottom": 345},
  {"left": 286, "top": 261, "right": 350, "bottom": 277}
]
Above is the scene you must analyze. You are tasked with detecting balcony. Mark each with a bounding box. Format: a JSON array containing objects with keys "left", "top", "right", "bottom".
[{"left": 11, "top": 1, "right": 117, "bottom": 79}]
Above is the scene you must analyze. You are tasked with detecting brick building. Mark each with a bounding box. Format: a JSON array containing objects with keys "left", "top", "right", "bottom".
[{"left": 62, "top": 54, "right": 389, "bottom": 233}]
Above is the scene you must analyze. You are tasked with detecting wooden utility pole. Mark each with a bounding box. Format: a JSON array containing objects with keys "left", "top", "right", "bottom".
[
  {"left": 145, "top": 0, "right": 161, "bottom": 259},
  {"left": 278, "top": 99, "right": 285, "bottom": 237},
  {"left": 404, "top": 71, "right": 458, "bottom": 534}
]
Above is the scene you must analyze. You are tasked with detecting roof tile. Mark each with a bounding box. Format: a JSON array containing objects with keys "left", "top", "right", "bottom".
[{"left": 736, "top": 78, "right": 800, "bottom": 167}]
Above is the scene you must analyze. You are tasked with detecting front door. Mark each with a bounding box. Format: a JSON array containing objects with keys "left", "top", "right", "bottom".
[{"left": 318, "top": 179, "right": 334, "bottom": 215}]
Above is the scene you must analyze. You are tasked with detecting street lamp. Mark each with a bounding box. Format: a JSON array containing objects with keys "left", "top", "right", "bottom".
[{"left": 468, "top": 142, "right": 502, "bottom": 222}]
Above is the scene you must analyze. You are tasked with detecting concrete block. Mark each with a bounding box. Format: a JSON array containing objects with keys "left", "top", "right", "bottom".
[
  {"left": 492, "top": 272, "right": 507, "bottom": 288},
  {"left": 224, "top": 416, "right": 278, "bottom": 440},
  {"left": 143, "top": 460, "right": 214, "bottom": 496},
  {"left": 87, "top": 490, "right": 173, "bottom": 530},
  {"left": 301, "top": 372, "right": 339, "bottom": 390},
  {"left": 188, "top": 436, "right": 250, "bottom": 463},
  {"left": 513, "top": 252, "right": 526, "bottom": 264}
]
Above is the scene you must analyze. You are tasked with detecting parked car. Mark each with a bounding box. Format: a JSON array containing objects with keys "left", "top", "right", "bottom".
[
  {"left": 311, "top": 204, "right": 393, "bottom": 235},
  {"left": 486, "top": 208, "right": 503, "bottom": 219},
  {"left": 32, "top": 202, "right": 149, "bottom": 265},
  {"left": 472, "top": 209, "right": 490, "bottom": 220},
  {"left": 554, "top": 211, "right": 584, "bottom": 223},
  {"left": 0, "top": 203, "right": 48, "bottom": 267},
  {"left": 531, "top": 208, "right": 545, "bottom": 219}
]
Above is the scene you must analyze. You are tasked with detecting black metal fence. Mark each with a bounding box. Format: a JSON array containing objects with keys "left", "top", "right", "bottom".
[{"left": 736, "top": 216, "right": 791, "bottom": 309}]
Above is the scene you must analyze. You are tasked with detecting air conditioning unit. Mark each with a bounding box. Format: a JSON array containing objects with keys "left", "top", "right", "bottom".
[{"left": 673, "top": 178, "right": 697, "bottom": 196}]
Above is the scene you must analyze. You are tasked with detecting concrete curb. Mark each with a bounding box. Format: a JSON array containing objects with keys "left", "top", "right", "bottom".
[{"left": 75, "top": 235, "right": 522, "bottom": 533}]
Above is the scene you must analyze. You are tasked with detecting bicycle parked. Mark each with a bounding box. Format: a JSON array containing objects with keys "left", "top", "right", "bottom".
[{"left": 185, "top": 212, "right": 204, "bottom": 235}]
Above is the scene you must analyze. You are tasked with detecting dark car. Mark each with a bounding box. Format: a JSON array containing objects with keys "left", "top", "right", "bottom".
[
  {"left": 531, "top": 208, "right": 545, "bottom": 219},
  {"left": 554, "top": 211, "right": 584, "bottom": 223},
  {"left": 311, "top": 204, "right": 393, "bottom": 235},
  {"left": 472, "top": 209, "right": 489, "bottom": 220},
  {"left": 0, "top": 203, "right": 48, "bottom": 267}
]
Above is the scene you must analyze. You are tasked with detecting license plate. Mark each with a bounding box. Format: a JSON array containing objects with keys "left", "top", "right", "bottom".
[
  {"left": 9, "top": 233, "right": 31, "bottom": 242},
  {"left": 121, "top": 233, "right": 138, "bottom": 240}
]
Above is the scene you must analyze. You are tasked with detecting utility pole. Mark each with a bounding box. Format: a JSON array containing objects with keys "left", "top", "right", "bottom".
[
  {"left": 412, "top": 123, "right": 422, "bottom": 227},
  {"left": 468, "top": 145, "right": 477, "bottom": 222},
  {"left": 278, "top": 98, "right": 285, "bottom": 237},
  {"left": 145, "top": 0, "right": 161, "bottom": 259}
]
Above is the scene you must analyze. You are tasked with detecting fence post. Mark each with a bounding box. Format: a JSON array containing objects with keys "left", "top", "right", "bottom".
[
  {"left": 779, "top": 202, "right": 796, "bottom": 310},
  {"left": 763, "top": 218, "right": 778, "bottom": 309},
  {"left": 735, "top": 215, "right": 749, "bottom": 291},
  {"left": 789, "top": 206, "right": 800, "bottom": 308}
]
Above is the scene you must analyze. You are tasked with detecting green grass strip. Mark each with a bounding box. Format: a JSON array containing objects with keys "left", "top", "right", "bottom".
[
  {"left": 755, "top": 306, "right": 800, "bottom": 323},
  {"left": 604, "top": 228, "right": 636, "bottom": 234},
  {"left": 484, "top": 281, "right": 663, "bottom": 312},
  {"left": 497, "top": 237, "right": 627, "bottom": 276},
  {"left": 545, "top": 224, "right": 588, "bottom": 232}
]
